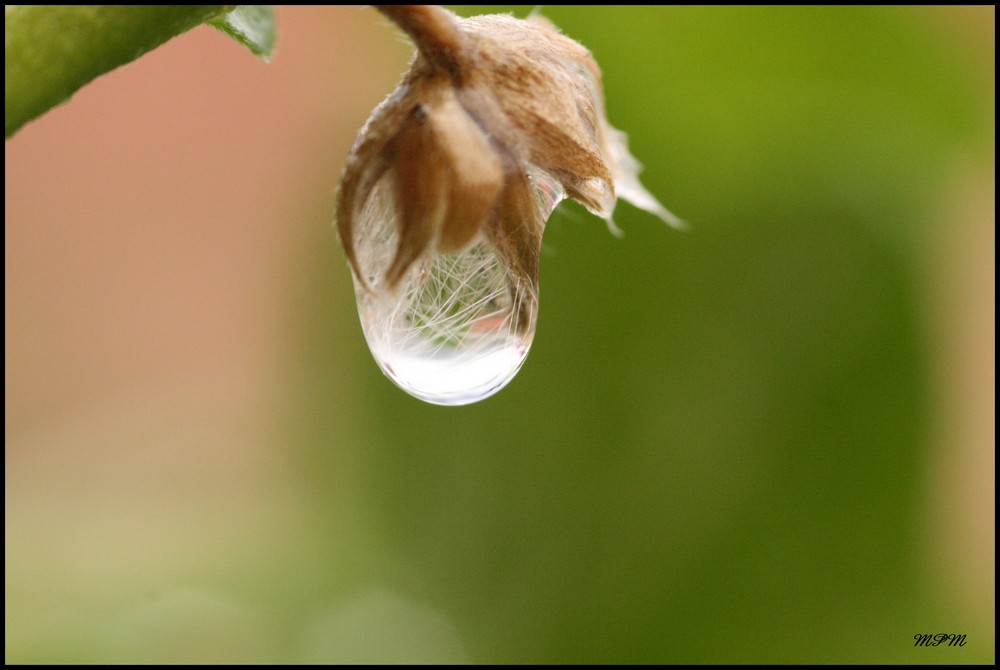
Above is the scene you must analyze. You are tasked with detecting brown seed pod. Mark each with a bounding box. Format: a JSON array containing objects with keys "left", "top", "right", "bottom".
[{"left": 336, "top": 5, "right": 678, "bottom": 295}]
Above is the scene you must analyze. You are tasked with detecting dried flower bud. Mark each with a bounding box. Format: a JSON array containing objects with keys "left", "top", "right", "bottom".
[{"left": 336, "top": 5, "right": 678, "bottom": 405}]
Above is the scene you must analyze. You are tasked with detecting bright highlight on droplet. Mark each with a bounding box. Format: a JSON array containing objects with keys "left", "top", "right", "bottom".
[
  {"left": 350, "top": 174, "right": 563, "bottom": 405},
  {"left": 365, "top": 313, "right": 532, "bottom": 406}
]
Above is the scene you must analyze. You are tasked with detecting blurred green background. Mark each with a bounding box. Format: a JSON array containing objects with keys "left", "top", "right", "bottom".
[{"left": 5, "top": 6, "right": 994, "bottom": 663}]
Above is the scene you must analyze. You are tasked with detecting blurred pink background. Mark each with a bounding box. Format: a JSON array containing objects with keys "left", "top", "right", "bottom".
[
  {"left": 7, "top": 14, "right": 412, "bottom": 660},
  {"left": 6, "top": 8, "right": 401, "bottom": 435}
]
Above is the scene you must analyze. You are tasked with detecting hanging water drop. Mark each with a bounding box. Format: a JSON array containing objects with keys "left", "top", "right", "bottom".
[{"left": 349, "top": 172, "right": 565, "bottom": 405}]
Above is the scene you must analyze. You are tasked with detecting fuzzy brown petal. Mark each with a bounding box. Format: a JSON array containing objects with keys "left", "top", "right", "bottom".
[
  {"left": 337, "top": 84, "right": 423, "bottom": 288},
  {"left": 485, "top": 170, "right": 545, "bottom": 334},
  {"left": 385, "top": 106, "right": 448, "bottom": 288},
  {"left": 430, "top": 95, "right": 504, "bottom": 254},
  {"left": 457, "top": 15, "right": 616, "bottom": 215}
]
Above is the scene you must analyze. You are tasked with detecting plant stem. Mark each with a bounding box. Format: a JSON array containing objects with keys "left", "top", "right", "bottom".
[
  {"left": 5, "top": 5, "right": 231, "bottom": 138},
  {"left": 375, "top": 5, "right": 464, "bottom": 81}
]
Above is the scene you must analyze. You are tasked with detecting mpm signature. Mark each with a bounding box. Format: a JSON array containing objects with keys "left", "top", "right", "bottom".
[{"left": 914, "top": 634, "right": 967, "bottom": 647}]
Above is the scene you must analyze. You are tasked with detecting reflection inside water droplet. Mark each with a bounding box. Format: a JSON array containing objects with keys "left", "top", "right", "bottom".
[{"left": 350, "top": 170, "right": 564, "bottom": 405}]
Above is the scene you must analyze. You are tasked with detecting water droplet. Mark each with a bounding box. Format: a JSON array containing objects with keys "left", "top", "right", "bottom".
[{"left": 349, "top": 171, "right": 563, "bottom": 405}]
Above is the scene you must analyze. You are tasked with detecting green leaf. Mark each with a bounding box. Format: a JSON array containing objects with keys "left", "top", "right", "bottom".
[
  {"left": 209, "top": 6, "right": 277, "bottom": 60},
  {"left": 4, "top": 5, "right": 278, "bottom": 139}
]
